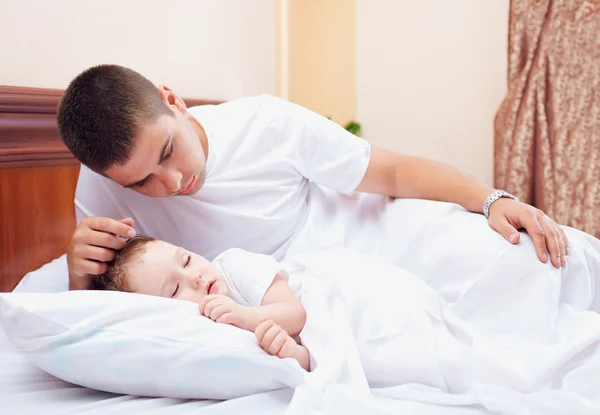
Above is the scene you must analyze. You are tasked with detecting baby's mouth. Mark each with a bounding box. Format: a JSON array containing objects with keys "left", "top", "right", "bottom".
[{"left": 207, "top": 281, "right": 215, "bottom": 295}]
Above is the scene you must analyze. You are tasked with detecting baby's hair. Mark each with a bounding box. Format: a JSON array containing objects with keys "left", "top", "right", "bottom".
[{"left": 89, "top": 234, "right": 157, "bottom": 292}]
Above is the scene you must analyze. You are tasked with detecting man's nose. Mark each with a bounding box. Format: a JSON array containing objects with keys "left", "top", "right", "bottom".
[{"left": 160, "top": 168, "right": 183, "bottom": 194}]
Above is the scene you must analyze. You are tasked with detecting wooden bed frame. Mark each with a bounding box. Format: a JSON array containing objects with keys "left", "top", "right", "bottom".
[{"left": 0, "top": 85, "right": 220, "bottom": 292}]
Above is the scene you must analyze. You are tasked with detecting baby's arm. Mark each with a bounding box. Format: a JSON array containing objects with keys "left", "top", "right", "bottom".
[
  {"left": 255, "top": 319, "right": 311, "bottom": 371},
  {"left": 244, "top": 274, "right": 306, "bottom": 337}
]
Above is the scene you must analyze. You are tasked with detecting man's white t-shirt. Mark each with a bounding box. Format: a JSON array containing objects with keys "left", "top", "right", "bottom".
[
  {"left": 211, "top": 248, "right": 290, "bottom": 307},
  {"left": 74, "top": 94, "right": 382, "bottom": 261}
]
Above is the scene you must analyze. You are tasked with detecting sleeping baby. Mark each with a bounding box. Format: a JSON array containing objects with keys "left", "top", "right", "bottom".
[
  {"left": 90, "top": 235, "right": 600, "bottom": 405},
  {"left": 90, "top": 235, "right": 311, "bottom": 371}
]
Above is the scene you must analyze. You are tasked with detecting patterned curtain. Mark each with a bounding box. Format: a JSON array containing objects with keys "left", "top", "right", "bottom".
[{"left": 494, "top": 0, "right": 600, "bottom": 238}]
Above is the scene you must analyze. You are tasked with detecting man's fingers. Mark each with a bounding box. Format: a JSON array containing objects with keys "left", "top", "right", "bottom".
[
  {"left": 489, "top": 217, "right": 520, "bottom": 245},
  {"left": 559, "top": 226, "right": 569, "bottom": 256},
  {"left": 550, "top": 220, "right": 566, "bottom": 266},
  {"left": 74, "top": 226, "right": 130, "bottom": 250},
  {"left": 73, "top": 258, "right": 107, "bottom": 277},
  {"left": 517, "top": 212, "right": 549, "bottom": 265},
  {"left": 74, "top": 244, "right": 116, "bottom": 263},
  {"left": 556, "top": 223, "right": 567, "bottom": 263},
  {"left": 118, "top": 217, "right": 135, "bottom": 228},
  {"left": 536, "top": 213, "right": 561, "bottom": 268},
  {"left": 84, "top": 216, "right": 136, "bottom": 239}
]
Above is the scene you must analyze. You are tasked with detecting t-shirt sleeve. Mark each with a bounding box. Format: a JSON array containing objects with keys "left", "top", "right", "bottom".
[
  {"left": 212, "top": 248, "right": 289, "bottom": 307},
  {"left": 260, "top": 94, "right": 372, "bottom": 195}
]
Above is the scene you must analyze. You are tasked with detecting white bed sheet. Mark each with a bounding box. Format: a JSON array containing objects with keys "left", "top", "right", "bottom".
[{"left": 1, "top": 322, "right": 492, "bottom": 415}]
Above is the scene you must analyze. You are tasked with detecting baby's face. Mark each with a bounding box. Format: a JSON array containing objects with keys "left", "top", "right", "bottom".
[{"left": 126, "top": 240, "right": 229, "bottom": 304}]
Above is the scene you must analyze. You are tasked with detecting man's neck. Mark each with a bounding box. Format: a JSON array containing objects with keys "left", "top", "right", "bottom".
[{"left": 186, "top": 114, "right": 209, "bottom": 160}]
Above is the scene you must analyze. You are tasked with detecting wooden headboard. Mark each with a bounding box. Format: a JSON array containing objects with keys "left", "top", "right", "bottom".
[{"left": 0, "top": 85, "right": 220, "bottom": 292}]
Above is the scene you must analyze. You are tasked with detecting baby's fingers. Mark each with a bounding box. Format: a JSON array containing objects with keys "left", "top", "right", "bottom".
[
  {"left": 199, "top": 295, "right": 222, "bottom": 316},
  {"left": 267, "top": 330, "right": 289, "bottom": 356},
  {"left": 216, "top": 312, "right": 235, "bottom": 325},
  {"left": 209, "top": 305, "right": 229, "bottom": 322},
  {"left": 255, "top": 319, "right": 275, "bottom": 343},
  {"left": 261, "top": 325, "right": 285, "bottom": 353}
]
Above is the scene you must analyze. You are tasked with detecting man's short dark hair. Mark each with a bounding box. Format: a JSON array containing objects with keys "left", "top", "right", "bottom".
[{"left": 57, "top": 64, "right": 173, "bottom": 173}]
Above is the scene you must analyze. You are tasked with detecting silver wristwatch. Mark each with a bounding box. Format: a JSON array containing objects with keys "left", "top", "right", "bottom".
[{"left": 483, "top": 190, "right": 519, "bottom": 219}]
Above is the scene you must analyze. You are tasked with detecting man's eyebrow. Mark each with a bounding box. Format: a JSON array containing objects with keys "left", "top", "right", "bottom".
[{"left": 123, "top": 137, "right": 171, "bottom": 188}]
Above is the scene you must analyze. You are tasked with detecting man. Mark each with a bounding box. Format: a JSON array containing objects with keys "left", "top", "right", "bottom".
[{"left": 58, "top": 64, "right": 569, "bottom": 291}]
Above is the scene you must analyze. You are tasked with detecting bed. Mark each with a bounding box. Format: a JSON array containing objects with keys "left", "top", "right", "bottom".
[{"left": 4, "top": 85, "right": 597, "bottom": 415}]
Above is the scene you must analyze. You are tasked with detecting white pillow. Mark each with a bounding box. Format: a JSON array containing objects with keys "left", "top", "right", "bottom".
[
  {"left": 13, "top": 254, "right": 69, "bottom": 293},
  {"left": 0, "top": 290, "right": 305, "bottom": 399}
]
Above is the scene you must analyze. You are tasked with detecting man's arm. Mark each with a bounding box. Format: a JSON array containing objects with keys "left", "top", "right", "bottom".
[
  {"left": 356, "top": 148, "right": 492, "bottom": 213},
  {"left": 356, "top": 147, "right": 568, "bottom": 268}
]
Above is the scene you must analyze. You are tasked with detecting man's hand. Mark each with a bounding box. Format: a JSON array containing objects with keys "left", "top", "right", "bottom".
[
  {"left": 254, "top": 319, "right": 310, "bottom": 371},
  {"left": 199, "top": 295, "right": 256, "bottom": 330},
  {"left": 67, "top": 217, "right": 136, "bottom": 290},
  {"left": 488, "top": 198, "right": 568, "bottom": 268}
]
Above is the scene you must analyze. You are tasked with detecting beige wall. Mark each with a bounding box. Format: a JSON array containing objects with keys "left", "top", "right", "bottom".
[
  {"left": 280, "top": 0, "right": 356, "bottom": 126},
  {"left": 2, "top": 0, "right": 508, "bottom": 184},
  {"left": 356, "top": 0, "right": 509, "bottom": 185},
  {"left": 0, "top": 0, "right": 276, "bottom": 100}
]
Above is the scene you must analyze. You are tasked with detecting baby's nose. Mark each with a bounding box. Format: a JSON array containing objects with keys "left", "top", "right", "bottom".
[{"left": 194, "top": 274, "right": 203, "bottom": 288}]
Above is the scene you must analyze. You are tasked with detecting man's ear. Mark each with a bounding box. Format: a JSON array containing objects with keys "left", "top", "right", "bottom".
[{"left": 157, "top": 85, "right": 188, "bottom": 114}]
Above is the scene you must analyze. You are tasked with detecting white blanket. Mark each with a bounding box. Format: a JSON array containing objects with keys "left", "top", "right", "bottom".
[
  {"left": 10, "top": 197, "right": 600, "bottom": 414},
  {"left": 282, "top": 242, "right": 600, "bottom": 415}
]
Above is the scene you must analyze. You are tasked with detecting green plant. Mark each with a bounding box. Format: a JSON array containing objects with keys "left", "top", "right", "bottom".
[
  {"left": 327, "top": 117, "right": 362, "bottom": 136},
  {"left": 344, "top": 121, "right": 361, "bottom": 136}
]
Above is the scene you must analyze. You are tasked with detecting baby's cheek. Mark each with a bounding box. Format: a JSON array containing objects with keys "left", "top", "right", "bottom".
[
  {"left": 219, "top": 283, "right": 230, "bottom": 297},
  {"left": 180, "top": 289, "right": 205, "bottom": 305}
]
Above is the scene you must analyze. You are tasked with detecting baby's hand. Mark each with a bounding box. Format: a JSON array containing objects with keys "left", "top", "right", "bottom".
[
  {"left": 199, "top": 295, "right": 251, "bottom": 329},
  {"left": 255, "top": 320, "right": 310, "bottom": 371}
]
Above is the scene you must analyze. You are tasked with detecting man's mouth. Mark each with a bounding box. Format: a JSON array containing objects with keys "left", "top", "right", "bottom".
[{"left": 178, "top": 176, "right": 197, "bottom": 195}]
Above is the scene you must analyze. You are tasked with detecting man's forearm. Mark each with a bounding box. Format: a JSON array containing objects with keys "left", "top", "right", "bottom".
[
  {"left": 356, "top": 149, "right": 495, "bottom": 214},
  {"left": 392, "top": 155, "right": 493, "bottom": 214}
]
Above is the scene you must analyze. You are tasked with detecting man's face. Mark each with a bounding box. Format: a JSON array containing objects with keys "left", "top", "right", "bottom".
[{"left": 105, "top": 87, "right": 207, "bottom": 197}]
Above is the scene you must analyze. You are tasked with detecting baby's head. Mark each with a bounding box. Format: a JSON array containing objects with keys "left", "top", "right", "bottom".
[{"left": 91, "top": 235, "right": 229, "bottom": 303}]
